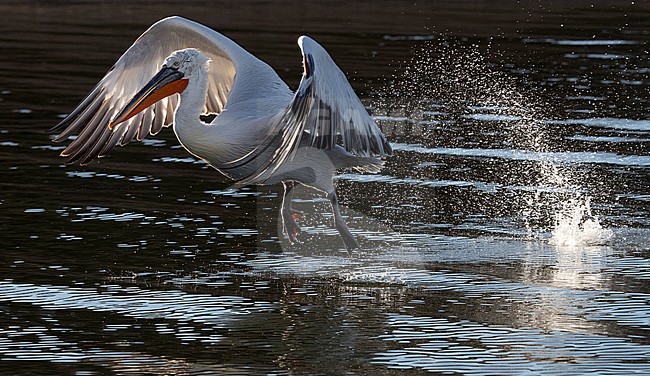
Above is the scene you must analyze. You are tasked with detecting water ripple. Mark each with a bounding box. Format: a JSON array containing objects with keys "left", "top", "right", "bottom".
[
  {"left": 549, "top": 118, "right": 650, "bottom": 132},
  {"left": 374, "top": 314, "right": 650, "bottom": 374},
  {"left": 524, "top": 38, "right": 639, "bottom": 46},
  {"left": 337, "top": 173, "right": 499, "bottom": 192},
  {"left": 0, "top": 281, "right": 275, "bottom": 333},
  {"left": 391, "top": 142, "right": 650, "bottom": 166}
]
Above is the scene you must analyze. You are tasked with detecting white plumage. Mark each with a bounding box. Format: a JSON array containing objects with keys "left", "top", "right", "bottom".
[{"left": 51, "top": 16, "right": 391, "bottom": 249}]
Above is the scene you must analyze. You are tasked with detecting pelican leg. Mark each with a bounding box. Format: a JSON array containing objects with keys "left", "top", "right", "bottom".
[
  {"left": 328, "top": 191, "right": 360, "bottom": 250},
  {"left": 282, "top": 181, "right": 302, "bottom": 243}
]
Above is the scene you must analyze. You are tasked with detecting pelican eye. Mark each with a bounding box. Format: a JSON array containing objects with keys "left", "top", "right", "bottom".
[{"left": 172, "top": 61, "right": 181, "bottom": 68}]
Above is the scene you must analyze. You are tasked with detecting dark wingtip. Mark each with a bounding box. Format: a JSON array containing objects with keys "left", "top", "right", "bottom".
[
  {"left": 383, "top": 137, "right": 393, "bottom": 156},
  {"left": 65, "top": 151, "right": 85, "bottom": 165},
  {"left": 48, "top": 116, "right": 71, "bottom": 134}
]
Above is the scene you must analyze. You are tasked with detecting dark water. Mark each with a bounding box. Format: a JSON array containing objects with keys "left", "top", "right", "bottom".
[{"left": 1, "top": 1, "right": 649, "bottom": 374}]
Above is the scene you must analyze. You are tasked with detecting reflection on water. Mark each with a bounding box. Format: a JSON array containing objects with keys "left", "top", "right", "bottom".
[
  {"left": 1, "top": 1, "right": 649, "bottom": 374},
  {"left": 375, "top": 314, "right": 650, "bottom": 374}
]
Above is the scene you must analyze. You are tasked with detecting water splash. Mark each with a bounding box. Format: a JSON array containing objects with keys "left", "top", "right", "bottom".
[
  {"left": 550, "top": 197, "right": 613, "bottom": 247},
  {"left": 523, "top": 161, "right": 613, "bottom": 246},
  {"left": 375, "top": 40, "right": 613, "bottom": 245}
]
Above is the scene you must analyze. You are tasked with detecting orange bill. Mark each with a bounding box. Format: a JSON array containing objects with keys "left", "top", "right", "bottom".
[{"left": 109, "top": 67, "right": 188, "bottom": 129}]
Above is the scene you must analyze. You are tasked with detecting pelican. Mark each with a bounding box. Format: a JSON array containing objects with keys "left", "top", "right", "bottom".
[{"left": 50, "top": 16, "right": 391, "bottom": 250}]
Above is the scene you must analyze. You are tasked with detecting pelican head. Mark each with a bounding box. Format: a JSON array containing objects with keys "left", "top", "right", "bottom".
[{"left": 110, "top": 48, "right": 210, "bottom": 128}]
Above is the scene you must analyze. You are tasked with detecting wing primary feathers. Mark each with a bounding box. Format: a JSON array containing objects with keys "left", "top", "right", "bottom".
[
  {"left": 99, "top": 125, "right": 128, "bottom": 157},
  {"left": 120, "top": 113, "right": 144, "bottom": 146},
  {"left": 137, "top": 110, "right": 153, "bottom": 141},
  {"left": 231, "top": 36, "right": 391, "bottom": 184},
  {"left": 51, "top": 19, "right": 388, "bottom": 177},
  {"left": 78, "top": 126, "right": 113, "bottom": 165},
  {"left": 62, "top": 103, "right": 111, "bottom": 162},
  {"left": 49, "top": 84, "right": 103, "bottom": 134},
  {"left": 52, "top": 89, "right": 105, "bottom": 142},
  {"left": 152, "top": 101, "right": 166, "bottom": 135},
  {"left": 60, "top": 100, "right": 109, "bottom": 157},
  {"left": 50, "top": 17, "right": 239, "bottom": 164}
]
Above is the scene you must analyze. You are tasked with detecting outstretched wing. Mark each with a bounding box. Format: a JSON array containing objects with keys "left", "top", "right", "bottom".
[
  {"left": 293, "top": 36, "right": 392, "bottom": 156},
  {"left": 51, "top": 16, "right": 281, "bottom": 165},
  {"left": 240, "top": 35, "right": 392, "bottom": 183}
]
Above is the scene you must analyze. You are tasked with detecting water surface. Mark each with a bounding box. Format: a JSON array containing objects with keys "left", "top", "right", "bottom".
[{"left": 1, "top": 1, "right": 649, "bottom": 374}]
